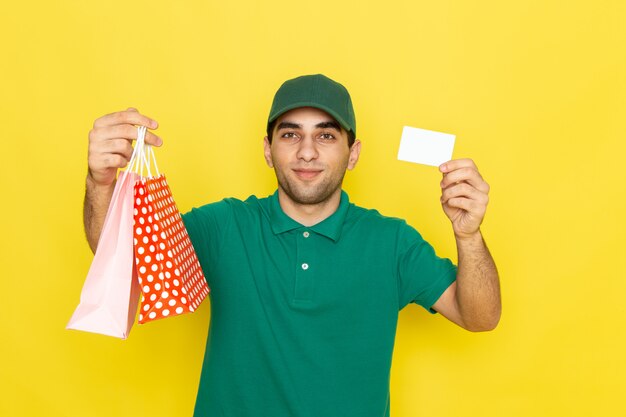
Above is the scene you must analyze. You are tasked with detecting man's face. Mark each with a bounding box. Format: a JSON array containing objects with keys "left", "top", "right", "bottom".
[{"left": 264, "top": 107, "right": 361, "bottom": 206}]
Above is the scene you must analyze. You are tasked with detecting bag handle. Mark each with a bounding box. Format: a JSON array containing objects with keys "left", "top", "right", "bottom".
[
  {"left": 127, "top": 126, "right": 144, "bottom": 175},
  {"left": 118, "top": 126, "right": 144, "bottom": 182},
  {"left": 124, "top": 126, "right": 160, "bottom": 179},
  {"left": 146, "top": 142, "right": 161, "bottom": 178}
]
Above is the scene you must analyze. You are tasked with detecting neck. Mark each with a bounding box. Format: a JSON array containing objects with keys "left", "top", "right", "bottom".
[{"left": 277, "top": 188, "right": 342, "bottom": 227}]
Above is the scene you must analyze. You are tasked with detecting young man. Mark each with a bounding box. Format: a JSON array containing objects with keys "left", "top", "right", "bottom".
[{"left": 85, "top": 74, "right": 500, "bottom": 416}]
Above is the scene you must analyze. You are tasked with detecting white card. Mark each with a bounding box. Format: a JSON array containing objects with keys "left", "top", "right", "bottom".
[{"left": 397, "top": 126, "right": 455, "bottom": 167}]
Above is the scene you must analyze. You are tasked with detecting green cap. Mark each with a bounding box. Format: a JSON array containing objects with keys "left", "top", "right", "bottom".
[{"left": 267, "top": 74, "right": 356, "bottom": 136}]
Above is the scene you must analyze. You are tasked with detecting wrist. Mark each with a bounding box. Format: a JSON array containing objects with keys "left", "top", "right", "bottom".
[
  {"left": 454, "top": 229, "right": 483, "bottom": 243},
  {"left": 86, "top": 171, "right": 116, "bottom": 191}
]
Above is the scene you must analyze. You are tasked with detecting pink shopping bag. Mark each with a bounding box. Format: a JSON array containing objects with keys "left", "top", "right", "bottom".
[{"left": 66, "top": 168, "right": 141, "bottom": 339}]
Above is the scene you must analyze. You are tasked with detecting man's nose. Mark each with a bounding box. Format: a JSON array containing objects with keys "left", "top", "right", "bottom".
[{"left": 296, "top": 136, "right": 319, "bottom": 162}]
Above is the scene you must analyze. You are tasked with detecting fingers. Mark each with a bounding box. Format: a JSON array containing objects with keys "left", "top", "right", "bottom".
[
  {"left": 93, "top": 108, "right": 158, "bottom": 130},
  {"left": 439, "top": 175, "right": 488, "bottom": 234},
  {"left": 92, "top": 108, "right": 161, "bottom": 146},
  {"left": 440, "top": 182, "right": 489, "bottom": 208},
  {"left": 440, "top": 167, "right": 490, "bottom": 193},
  {"left": 439, "top": 158, "right": 475, "bottom": 173},
  {"left": 89, "top": 123, "right": 162, "bottom": 147},
  {"left": 438, "top": 159, "right": 490, "bottom": 237},
  {"left": 439, "top": 158, "right": 490, "bottom": 194},
  {"left": 88, "top": 151, "right": 131, "bottom": 173},
  {"left": 439, "top": 158, "right": 489, "bottom": 217},
  {"left": 93, "top": 138, "right": 134, "bottom": 160},
  {"left": 443, "top": 196, "right": 486, "bottom": 219},
  {"left": 88, "top": 136, "right": 134, "bottom": 172},
  {"left": 87, "top": 108, "right": 163, "bottom": 186}
]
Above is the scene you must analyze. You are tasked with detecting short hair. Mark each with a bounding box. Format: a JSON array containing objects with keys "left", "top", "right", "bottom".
[{"left": 267, "top": 120, "right": 356, "bottom": 148}]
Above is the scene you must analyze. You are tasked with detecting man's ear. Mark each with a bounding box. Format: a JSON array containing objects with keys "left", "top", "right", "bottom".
[
  {"left": 347, "top": 139, "right": 361, "bottom": 170},
  {"left": 263, "top": 136, "right": 274, "bottom": 168}
]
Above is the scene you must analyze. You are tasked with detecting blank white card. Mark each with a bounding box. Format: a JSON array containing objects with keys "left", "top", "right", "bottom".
[{"left": 397, "top": 126, "right": 455, "bottom": 167}]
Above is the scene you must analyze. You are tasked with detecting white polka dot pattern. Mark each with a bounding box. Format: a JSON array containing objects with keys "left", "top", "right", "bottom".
[{"left": 133, "top": 175, "right": 209, "bottom": 324}]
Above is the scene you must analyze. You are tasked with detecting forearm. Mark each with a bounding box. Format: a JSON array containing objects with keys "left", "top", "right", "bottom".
[
  {"left": 455, "top": 231, "right": 501, "bottom": 331},
  {"left": 83, "top": 173, "right": 115, "bottom": 253}
]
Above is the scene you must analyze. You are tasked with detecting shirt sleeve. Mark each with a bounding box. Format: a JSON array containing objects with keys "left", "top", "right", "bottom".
[
  {"left": 181, "top": 199, "right": 234, "bottom": 286},
  {"left": 395, "top": 221, "right": 457, "bottom": 312}
]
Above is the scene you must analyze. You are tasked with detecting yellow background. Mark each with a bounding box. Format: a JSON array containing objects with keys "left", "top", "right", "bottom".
[{"left": 1, "top": 1, "right": 624, "bottom": 416}]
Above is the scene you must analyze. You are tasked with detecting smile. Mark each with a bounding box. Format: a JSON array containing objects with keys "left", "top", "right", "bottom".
[{"left": 293, "top": 169, "right": 323, "bottom": 180}]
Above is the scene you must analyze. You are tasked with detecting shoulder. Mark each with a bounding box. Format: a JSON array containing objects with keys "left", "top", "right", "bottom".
[
  {"left": 347, "top": 201, "right": 414, "bottom": 230},
  {"left": 182, "top": 194, "right": 269, "bottom": 226},
  {"left": 345, "top": 201, "right": 423, "bottom": 243},
  {"left": 184, "top": 194, "right": 268, "bottom": 213}
]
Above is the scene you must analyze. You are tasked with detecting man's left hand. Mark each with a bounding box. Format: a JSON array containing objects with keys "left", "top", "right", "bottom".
[{"left": 439, "top": 158, "right": 490, "bottom": 239}]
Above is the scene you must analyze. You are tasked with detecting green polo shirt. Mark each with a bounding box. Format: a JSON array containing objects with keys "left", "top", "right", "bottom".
[{"left": 182, "top": 190, "right": 457, "bottom": 417}]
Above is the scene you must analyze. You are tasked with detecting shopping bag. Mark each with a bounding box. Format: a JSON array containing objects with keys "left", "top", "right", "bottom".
[
  {"left": 67, "top": 166, "right": 141, "bottom": 339},
  {"left": 131, "top": 127, "right": 209, "bottom": 324}
]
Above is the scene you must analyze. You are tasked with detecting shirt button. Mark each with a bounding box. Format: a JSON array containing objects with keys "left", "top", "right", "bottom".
[
  {"left": 301, "top": 263, "right": 309, "bottom": 270},
  {"left": 303, "top": 231, "right": 310, "bottom": 238}
]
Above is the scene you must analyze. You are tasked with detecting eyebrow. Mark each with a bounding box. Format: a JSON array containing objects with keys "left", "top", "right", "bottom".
[
  {"left": 276, "top": 121, "right": 341, "bottom": 131},
  {"left": 277, "top": 122, "right": 301, "bottom": 130},
  {"left": 315, "top": 121, "right": 341, "bottom": 131}
]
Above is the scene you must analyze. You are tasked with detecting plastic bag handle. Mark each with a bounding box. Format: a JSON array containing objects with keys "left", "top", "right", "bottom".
[
  {"left": 124, "top": 125, "right": 162, "bottom": 180},
  {"left": 146, "top": 143, "right": 160, "bottom": 177},
  {"left": 120, "top": 126, "right": 145, "bottom": 181},
  {"left": 127, "top": 126, "right": 160, "bottom": 179}
]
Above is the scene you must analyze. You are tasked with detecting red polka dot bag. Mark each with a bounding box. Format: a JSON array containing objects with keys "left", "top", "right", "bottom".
[{"left": 130, "top": 127, "right": 209, "bottom": 324}]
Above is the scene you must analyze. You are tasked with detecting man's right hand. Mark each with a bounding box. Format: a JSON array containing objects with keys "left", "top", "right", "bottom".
[
  {"left": 84, "top": 108, "right": 162, "bottom": 253},
  {"left": 88, "top": 107, "right": 162, "bottom": 187}
]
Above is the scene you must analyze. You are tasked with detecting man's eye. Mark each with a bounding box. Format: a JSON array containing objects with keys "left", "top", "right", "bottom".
[
  {"left": 281, "top": 132, "right": 299, "bottom": 139},
  {"left": 319, "top": 133, "right": 335, "bottom": 140}
]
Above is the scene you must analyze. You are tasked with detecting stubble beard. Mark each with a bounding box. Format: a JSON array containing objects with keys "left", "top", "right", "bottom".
[{"left": 274, "top": 166, "right": 347, "bottom": 206}]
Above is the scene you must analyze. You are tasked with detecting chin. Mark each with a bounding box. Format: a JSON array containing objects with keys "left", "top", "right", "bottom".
[{"left": 283, "top": 184, "right": 339, "bottom": 206}]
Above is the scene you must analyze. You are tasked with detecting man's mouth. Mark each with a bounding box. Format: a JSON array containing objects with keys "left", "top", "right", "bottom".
[{"left": 292, "top": 169, "right": 323, "bottom": 180}]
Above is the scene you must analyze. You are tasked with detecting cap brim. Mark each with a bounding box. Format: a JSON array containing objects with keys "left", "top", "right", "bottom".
[{"left": 268, "top": 101, "right": 353, "bottom": 135}]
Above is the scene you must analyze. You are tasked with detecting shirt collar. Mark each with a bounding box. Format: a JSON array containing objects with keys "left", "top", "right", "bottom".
[{"left": 268, "top": 190, "right": 350, "bottom": 242}]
